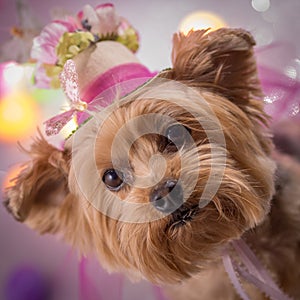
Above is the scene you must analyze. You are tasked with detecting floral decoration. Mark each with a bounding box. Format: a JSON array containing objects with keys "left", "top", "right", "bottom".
[{"left": 31, "top": 3, "right": 139, "bottom": 88}]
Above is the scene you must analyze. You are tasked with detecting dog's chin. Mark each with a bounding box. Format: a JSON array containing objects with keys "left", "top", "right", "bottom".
[
  {"left": 100, "top": 198, "right": 245, "bottom": 285},
  {"left": 168, "top": 203, "right": 200, "bottom": 229}
]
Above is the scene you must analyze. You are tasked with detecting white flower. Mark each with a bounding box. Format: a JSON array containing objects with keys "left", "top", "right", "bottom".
[{"left": 81, "top": 3, "right": 120, "bottom": 37}]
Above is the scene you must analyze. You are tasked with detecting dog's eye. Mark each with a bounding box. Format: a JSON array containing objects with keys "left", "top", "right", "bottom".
[
  {"left": 165, "top": 124, "right": 191, "bottom": 150},
  {"left": 102, "top": 169, "right": 124, "bottom": 191}
]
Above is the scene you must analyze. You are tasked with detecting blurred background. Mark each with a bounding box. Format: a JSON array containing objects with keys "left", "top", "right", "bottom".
[{"left": 0, "top": 0, "right": 299, "bottom": 299}]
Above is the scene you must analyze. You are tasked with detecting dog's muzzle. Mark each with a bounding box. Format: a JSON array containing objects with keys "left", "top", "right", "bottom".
[{"left": 150, "top": 179, "right": 183, "bottom": 214}]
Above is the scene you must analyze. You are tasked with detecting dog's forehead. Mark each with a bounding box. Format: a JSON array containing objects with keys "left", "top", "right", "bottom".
[
  {"left": 67, "top": 79, "right": 217, "bottom": 161},
  {"left": 94, "top": 106, "right": 166, "bottom": 170}
]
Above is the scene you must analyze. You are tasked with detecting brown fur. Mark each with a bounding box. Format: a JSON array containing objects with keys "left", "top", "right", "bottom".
[{"left": 4, "top": 28, "right": 300, "bottom": 299}]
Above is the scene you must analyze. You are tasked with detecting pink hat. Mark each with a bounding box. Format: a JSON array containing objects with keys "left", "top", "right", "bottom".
[{"left": 30, "top": 3, "right": 155, "bottom": 136}]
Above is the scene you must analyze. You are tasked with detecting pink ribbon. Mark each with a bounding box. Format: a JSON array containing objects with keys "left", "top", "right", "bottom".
[
  {"left": 80, "top": 63, "right": 156, "bottom": 103},
  {"left": 223, "top": 239, "right": 293, "bottom": 300},
  {"left": 44, "top": 60, "right": 155, "bottom": 136},
  {"left": 44, "top": 59, "right": 88, "bottom": 136}
]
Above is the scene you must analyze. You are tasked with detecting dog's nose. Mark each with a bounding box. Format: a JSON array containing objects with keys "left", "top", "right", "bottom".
[{"left": 150, "top": 180, "right": 183, "bottom": 214}]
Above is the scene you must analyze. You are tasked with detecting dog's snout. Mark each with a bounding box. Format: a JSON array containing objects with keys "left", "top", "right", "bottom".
[{"left": 150, "top": 180, "right": 183, "bottom": 214}]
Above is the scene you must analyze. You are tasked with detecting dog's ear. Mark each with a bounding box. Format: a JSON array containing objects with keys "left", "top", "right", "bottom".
[
  {"left": 161, "top": 28, "right": 262, "bottom": 105},
  {"left": 3, "top": 130, "right": 71, "bottom": 233}
]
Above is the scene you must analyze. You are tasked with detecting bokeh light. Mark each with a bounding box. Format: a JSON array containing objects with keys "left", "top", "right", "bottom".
[
  {"left": 4, "top": 266, "right": 51, "bottom": 300},
  {"left": 252, "top": 0, "right": 270, "bottom": 12},
  {"left": 179, "top": 11, "right": 226, "bottom": 34},
  {"left": 31, "top": 88, "right": 65, "bottom": 104},
  {"left": 284, "top": 65, "right": 297, "bottom": 80},
  {"left": 3, "top": 63, "right": 25, "bottom": 89},
  {"left": 0, "top": 62, "right": 32, "bottom": 97},
  {"left": 0, "top": 91, "right": 40, "bottom": 142}
]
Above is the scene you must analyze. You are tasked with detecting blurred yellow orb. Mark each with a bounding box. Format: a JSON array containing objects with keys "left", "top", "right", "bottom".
[
  {"left": 179, "top": 11, "right": 227, "bottom": 34},
  {"left": 0, "top": 91, "right": 40, "bottom": 142}
]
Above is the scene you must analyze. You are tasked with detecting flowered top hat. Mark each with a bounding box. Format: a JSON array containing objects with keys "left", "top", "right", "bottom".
[{"left": 31, "top": 3, "right": 155, "bottom": 136}]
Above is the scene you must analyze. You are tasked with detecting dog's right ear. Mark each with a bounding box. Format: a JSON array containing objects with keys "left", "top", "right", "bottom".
[
  {"left": 160, "top": 28, "right": 262, "bottom": 105},
  {"left": 3, "top": 130, "right": 71, "bottom": 233}
]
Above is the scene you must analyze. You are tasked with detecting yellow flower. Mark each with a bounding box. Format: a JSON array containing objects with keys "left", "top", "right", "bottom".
[
  {"left": 43, "top": 64, "right": 62, "bottom": 89},
  {"left": 56, "top": 32, "right": 95, "bottom": 66},
  {"left": 116, "top": 27, "right": 139, "bottom": 53}
]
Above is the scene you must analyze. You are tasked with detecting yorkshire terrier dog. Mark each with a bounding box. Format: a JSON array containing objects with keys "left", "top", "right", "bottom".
[{"left": 4, "top": 28, "right": 300, "bottom": 300}]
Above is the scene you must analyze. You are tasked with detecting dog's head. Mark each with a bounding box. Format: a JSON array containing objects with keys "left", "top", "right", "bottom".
[{"left": 4, "top": 28, "right": 276, "bottom": 284}]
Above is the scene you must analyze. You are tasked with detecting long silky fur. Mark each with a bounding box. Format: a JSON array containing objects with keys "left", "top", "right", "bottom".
[{"left": 4, "top": 28, "right": 300, "bottom": 299}]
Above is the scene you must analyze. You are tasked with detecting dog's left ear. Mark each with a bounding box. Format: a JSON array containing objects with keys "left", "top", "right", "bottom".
[
  {"left": 161, "top": 28, "right": 262, "bottom": 105},
  {"left": 3, "top": 130, "right": 71, "bottom": 231}
]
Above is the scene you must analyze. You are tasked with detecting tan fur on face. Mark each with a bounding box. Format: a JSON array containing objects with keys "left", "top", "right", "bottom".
[
  {"left": 4, "top": 28, "right": 300, "bottom": 299},
  {"left": 4, "top": 130, "right": 70, "bottom": 225},
  {"left": 62, "top": 70, "right": 275, "bottom": 284}
]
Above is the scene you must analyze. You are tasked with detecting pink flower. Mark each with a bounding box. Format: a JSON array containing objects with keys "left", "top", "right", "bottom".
[
  {"left": 31, "top": 19, "right": 79, "bottom": 64},
  {"left": 34, "top": 63, "right": 51, "bottom": 88},
  {"left": 80, "top": 3, "right": 120, "bottom": 36},
  {"left": 30, "top": 3, "right": 139, "bottom": 88},
  {"left": 31, "top": 18, "right": 80, "bottom": 87}
]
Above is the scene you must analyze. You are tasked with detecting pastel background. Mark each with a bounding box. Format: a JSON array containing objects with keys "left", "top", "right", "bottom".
[{"left": 0, "top": 0, "right": 299, "bottom": 299}]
